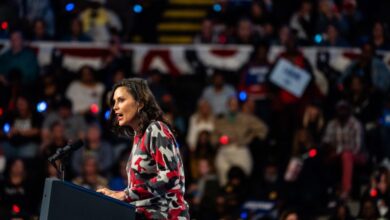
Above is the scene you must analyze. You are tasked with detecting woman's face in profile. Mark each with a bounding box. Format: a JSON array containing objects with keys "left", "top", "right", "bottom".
[{"left": 112, "top": 86, "right": 139, "bottom": 127}]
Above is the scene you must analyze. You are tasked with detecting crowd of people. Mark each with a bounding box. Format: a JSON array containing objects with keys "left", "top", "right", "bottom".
[{"left": 0, "top": 0, "right": 390, "bottom": 219}]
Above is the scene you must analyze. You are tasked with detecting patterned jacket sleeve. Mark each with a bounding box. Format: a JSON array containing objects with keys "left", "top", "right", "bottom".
[{"left": 124, "top": 122, "right": 183, "bottom": 202}]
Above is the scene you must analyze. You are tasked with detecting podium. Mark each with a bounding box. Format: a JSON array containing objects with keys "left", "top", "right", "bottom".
[{"left": 40, "top": 178, "right": 135, "bottom": 220}]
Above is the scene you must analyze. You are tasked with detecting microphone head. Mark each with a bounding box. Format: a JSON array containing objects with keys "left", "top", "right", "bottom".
[{"left": 69, "top": 139, "right": 84, "bottom": 151}]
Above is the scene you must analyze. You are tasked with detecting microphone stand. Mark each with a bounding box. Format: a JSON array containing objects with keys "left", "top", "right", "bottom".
[{"left": 49, "top": 148, "right": 69, "bottom": 182}]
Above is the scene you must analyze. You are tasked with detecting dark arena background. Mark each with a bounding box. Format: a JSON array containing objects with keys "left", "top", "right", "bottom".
[{"left": 1, "top": 0, "right": 390, "bottom": 219}]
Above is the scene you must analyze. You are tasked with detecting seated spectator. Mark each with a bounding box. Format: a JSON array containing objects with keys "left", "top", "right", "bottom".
[
  {"left": 0, "top": 30, "right": 39, "bottom": 85},
  {"left": 216, "top": 166, "right": 248, "bottom": 219},
  {"left": 72, "top": 156, "right": 108, "bottom": 190},
  {"left": 340, "top": 43, "right": 390, "bottom": 93},
  {"left": 302, "top": 102, "right": 325, "bottom": 143},
  {"left": 322, "top": 100, "right": 365, "bottom": 200},
  {"left": 102, "top": 36, "right": 132, "bottom": 77},
  {"left": 61, "top": 18, "right": 92, "bottom": 42},
  {"left": 289, "top": 0, "right": 314, "bottom": 45},
  {"left": 190, "top": 130, "right": 215, "bottom": 180},
  {"left": 320, "top": 24, "right": 349, "bottom": 47},
  {"left": 212, "top": 96, "right": 268, "bottom": 185},
  {"left": 329, "top": 202, "right": 354, "bottom": 220},
  {"left": 357, "top": 198, "right": 380, "bottom": 219},
  {"left": 193, "top": 18, "right": 218, "bottom": 44},
  {"left": 187, "top": 157, "right": 219, "bottom": 219},
  {"left": 40, "top": 121, "right": 67, "bottom": 158},
  {"left": 280, "top": 209, "right": 300, "bottom": 220},
  {"left": 71, "top": 123, "right": 113, "bottom": 175},
  {"left": 186, "top": 99, "right": 214, "bottom": 152},
  {"left": 2, "top": 95, "right": 42, "bottom": 159},
  {"left": 201, "top": 71, "right": 236, "bottom": 116},
  {"left": 229, "top": 18, "right": 260, "bottom": 45},
  {"left": 79, "top": 0, "right": 122, "bottom": 42},
  {"left": 316, "top": 0, "right": 348, "bottom": 36},
  {"left": 108, "top": 154, "right": 127, "bottom": 191},
  {"left": 41, "top": 98, "right": 87, "bottom": 143},
  {"left": 371, "top": 21, "right": 390, "bottom": 51},
  {"left": 30, "top": 18, "right": 51, "bottom": 41},
  {"left": 14, "top": 0, "right": 55, "bottom": 36},
  {"left": 65, "top": 65, "right": 105, "bottom": 115},
  {"left": 0, "top": 159, "right": 32, "bottom": 218}
]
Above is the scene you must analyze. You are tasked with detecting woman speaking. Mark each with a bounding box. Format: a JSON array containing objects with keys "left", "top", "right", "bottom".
[{"left": 97, "top": 78, "right": 189, "bottom": 219}]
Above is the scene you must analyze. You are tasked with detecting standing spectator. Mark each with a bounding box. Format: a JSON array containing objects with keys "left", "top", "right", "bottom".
[
  {"left": 186, "top": 99, "right": 214, "bottom": 152},
  {"left": 79, "top": 0, "right": 122, "bottom": 42},
  {"left": 102, "top": 36, "right": 131, "bottom": 78},
  {"left": 65, "top": 65, "right": 105, "bottom": 115},
  {"left": 61, "top": 18, "right": 92, "bottom": 42},
  {"left": 322, "top": 100, "right": 364, "bottom": 200},
  {"left": 212, "top": 96, "right": 268, "bottom": 185},
  {"left": 40, "top": 121, "right": 67, "bottom": 158},
  {"left": 201, "top": 71, "right": 236, "bottom": 116},
  {"left": 239, "top": 41, "right": 272, "bottom": 121},
  {"left": 0, "top": 30, "right": 39, "bottom": 85}
]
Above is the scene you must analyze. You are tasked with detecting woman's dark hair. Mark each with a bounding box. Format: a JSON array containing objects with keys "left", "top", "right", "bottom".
[{"left": 109, "top": 78, "right": 172, "bottom": 137}]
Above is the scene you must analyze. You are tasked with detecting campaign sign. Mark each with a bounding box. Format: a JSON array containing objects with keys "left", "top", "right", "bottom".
[{"left": 270, "top": 59, "right": 311, "bottom": 97}]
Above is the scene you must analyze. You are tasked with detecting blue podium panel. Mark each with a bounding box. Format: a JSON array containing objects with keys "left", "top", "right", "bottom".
[{"left": 40, "top": 178, "right": 135, "bottom": 220}]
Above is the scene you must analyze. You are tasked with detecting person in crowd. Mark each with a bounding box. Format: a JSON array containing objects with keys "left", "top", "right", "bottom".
[
  {"left": 322, "top": 100, "right": 364, "bottom": 200},
  {"left": 341, "top": 43, "right": 390, "bottom": 93},
  {"left": 78, "top": 0, "right": 122, "bottom": 42},
  {"left": 371, "top": 21, "right": 390, "bottom": 51},
  {"left": 72, "top": 156, "right": 108, "bottom": 190},
  {"left": 289, "top": 0, "right": 314, "bottom": 45},
  {"left": 186, "top": 99, "right": 215, "bottom": 152},
  {"left": 65, "top": 65, "right": 105, "bottom": 115},
  {"left": 41, "top": 98, "right": 87, "bottom": 144},
  {"left": 30, "top": 18, "right": 51, "bottom": 41},
  {"left": 0, "top": 30, "right": 39, "bottom": 86},
  {"left": 71, "top": 123, "right": 113, "bottom": 175},
  {"left": 2, "top": 95, "right": 42, "bottom": 159},
  {"left": 62, "top": 17, "right": 92, "bottom": 42},
  {"left": 193, "top": 18, "right": 218, "bottom": 44},
  {"left": 212, "top": 96, "right": 268, "bottom": 185},
  {"left": 201, "top": 71, "right": 236, "bottom": 116},
  {"left": 320, "top": 24, "right": 349, "bottom": 47}
]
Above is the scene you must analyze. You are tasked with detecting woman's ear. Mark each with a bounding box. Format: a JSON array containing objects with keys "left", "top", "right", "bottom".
[{"left": 137, "top": 102, "right": 144, "bottom": 111}]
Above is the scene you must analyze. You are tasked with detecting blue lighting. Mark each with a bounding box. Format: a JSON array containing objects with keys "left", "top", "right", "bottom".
[
  {"left": 213, "top": 4, "right": 222, "bottom": 12},
  {"left": 3, "top": 123, "right": 10, "bottom": 134},
  {"left": 65, "top": 3, "right": 75, "bottom": 12},
  {"left": 105, "top": 110, "right": 111, "bottom": 121},
  {"left": 133, "top": 4, "right": 143, "bottom": 13},
  {"left": 240, "top": 212, "right": 248, "bottom": 219},
  {"left": 239, "top": 91, "right": 247, "bottom": 102},
  {"left": 37, "top": 101, "right": 48, "bottom": 113},
  {"left": 314, "top": 34, "right": 323, "bottom": 44}
]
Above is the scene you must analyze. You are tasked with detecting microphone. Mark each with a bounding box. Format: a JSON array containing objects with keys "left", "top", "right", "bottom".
[{"left": 48, "top": 140, "right": 84, "bottom": 163}]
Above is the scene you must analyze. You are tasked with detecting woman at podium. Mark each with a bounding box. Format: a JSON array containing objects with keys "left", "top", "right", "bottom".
[{"left": 97, "top": 78, "right": 189, "bottom": 219}]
